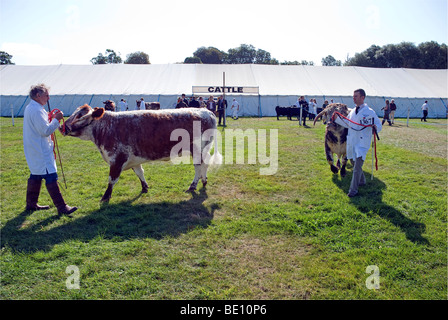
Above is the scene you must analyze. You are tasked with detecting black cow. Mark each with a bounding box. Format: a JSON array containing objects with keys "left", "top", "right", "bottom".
[{"left": 275, "top": 106, "right": 308, "bottom": 123}]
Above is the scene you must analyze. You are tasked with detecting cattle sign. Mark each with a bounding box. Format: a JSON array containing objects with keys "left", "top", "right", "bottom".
[{"left": 192, "top": 86, "right": 259, "bottom": 95}]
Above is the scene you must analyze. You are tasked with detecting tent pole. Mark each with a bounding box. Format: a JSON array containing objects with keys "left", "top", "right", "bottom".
[
  {"left": 11, "top": 104, "right": 14, "bottom": 126},
  {"left": 16, "top": 97, "right": 29, "bottom": 118},
  {"left": 223, "top": 72, "right": 226, "bottom": 127}
]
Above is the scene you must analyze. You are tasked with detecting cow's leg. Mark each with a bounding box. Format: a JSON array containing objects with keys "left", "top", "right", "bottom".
[
  {"left": 325, "top": 142, "right": 339, "bottom": 174},
  {"left": 187, "top": 164, "right": 201, "bottom": 192},
  {"left": 340, "top": 156, "right": 348, "bottom": 177},
  {"left": 132, "top": 165, "right": 149, "bottom": 193},
  {"left": 200, "top": 162, "right": 209, "bottom": 188},
  {"left": 101, "top": 153, "right": 127, "bottom": 202}
]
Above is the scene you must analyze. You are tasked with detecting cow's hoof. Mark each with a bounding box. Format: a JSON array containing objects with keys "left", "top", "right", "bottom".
[
  {"left": 141, "top": 188, "right": 148, "bottom": 194},
  {"left": 330, "top": 166, "right": 339, "bottom": 174},
  {"left": 186, "top": 185, "right": 197, "bottom": 192}
]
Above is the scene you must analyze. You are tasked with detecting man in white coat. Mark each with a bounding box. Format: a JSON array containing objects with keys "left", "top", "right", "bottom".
[
  {"left": 231, "top": 98, "right": 240, "bottom": 119},
  {"left": 23, "top": 84, "right": 77, "bottom": 215},
  {"left": 334, "top": 89, "right": 382, "bottom": 197}
]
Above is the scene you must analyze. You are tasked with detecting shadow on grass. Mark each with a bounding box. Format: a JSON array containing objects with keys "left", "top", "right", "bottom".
[
  {"left": 1, "top": 188, "right": 219, "bottom": 253},
  {"left": 332, "top": 173, "right": 429, "bottom": 245}
]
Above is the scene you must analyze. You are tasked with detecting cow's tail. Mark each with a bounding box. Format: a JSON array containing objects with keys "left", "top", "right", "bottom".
[{"left": 209, "top": 128, "right": 223, "bottom": 168}]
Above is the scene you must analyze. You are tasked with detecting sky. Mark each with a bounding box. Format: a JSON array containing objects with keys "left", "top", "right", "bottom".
[{"left": 0, "top": 0, "right": 447, "bottom": 66}]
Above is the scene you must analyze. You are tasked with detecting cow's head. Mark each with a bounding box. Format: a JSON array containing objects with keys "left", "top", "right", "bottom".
[
  {"left": 103, "top": 100, "right": 115, "bottom": 111},
  {"left": 314, "top": 103, "right": 349, "bottom": 128},
  {"left": 63, "top": 104, "right": 105, "bottom": 137}
]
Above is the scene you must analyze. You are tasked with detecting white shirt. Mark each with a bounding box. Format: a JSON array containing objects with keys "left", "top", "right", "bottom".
[
  {"left": 23, "top": 99, "right": 61, "bottom": 175},
  {"left": 334, "top": 103, "right": 382, "bottom": 161},
  {"left": 118, "top": 100, "right": 127, "bottom": 112},
  {"left": 232, "top": 100, "right": 239, "bottom": 109},
  {"left": 309, "top": 101, "right": 316, "bottom": 114},
  {"left": 421, "top": 103, "right": 428, "bottom": 111}
]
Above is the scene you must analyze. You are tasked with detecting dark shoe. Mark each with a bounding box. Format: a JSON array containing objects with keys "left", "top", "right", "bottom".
[
  {"left": 46, "top": 181, "right": 77, "bottom": 216},
  {"left": 347, "top": 191, "right": 358, "bottom": 197},
  {"left": 26, "top": 178, "right": 50, "bottom": 211}
]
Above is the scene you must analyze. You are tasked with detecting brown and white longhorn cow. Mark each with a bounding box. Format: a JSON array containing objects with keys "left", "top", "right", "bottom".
[
  {"left": 313, "top": 103, "right": 350, "bottom": 177},
  {"left": 63, "top": 105, "right": 221, "bottom": 202}
]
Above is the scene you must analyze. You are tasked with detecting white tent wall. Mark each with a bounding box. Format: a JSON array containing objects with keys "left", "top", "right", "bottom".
[{"left": 1, "top": 64, "right": 446, "bottom": 118}]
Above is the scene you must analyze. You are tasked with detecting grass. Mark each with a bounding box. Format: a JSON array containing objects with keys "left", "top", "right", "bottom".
[{"left": 0, "top": 116, "right": 446, "bottom": 300}]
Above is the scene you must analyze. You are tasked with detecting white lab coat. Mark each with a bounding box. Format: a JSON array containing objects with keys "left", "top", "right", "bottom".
[
  {"left": 23, "top": 99, "right": 60, "bottom": 175},
  {"left": 334, "top": 103, "right": 382, "bottom": 161}
]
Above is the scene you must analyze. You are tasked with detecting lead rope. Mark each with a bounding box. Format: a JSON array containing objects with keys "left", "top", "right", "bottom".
[{"left": 47, "top": 107, "right": 67, "bottom": 189}]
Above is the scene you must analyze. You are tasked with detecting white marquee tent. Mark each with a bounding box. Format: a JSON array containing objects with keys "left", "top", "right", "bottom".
[{"left": 1, "top": 64, "right": 447, "bottom": 118}]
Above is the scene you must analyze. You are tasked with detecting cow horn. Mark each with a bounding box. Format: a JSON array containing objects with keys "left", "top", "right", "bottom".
[{"left": 313, "top": 109, "right": 326, "bottom": 126}]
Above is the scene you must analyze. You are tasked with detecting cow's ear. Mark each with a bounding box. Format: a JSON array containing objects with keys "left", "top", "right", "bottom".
[{"left": 92, "top": 107, "right": 105, "bottom": 120}]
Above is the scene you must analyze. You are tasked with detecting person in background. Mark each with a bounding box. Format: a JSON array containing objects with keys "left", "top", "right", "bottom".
[
  {"left": 117, "top": 99, "right": 127, "bottom": 112},
  {"left": 389, "top": 99, "right": 396, "bottom": 124},
  {"left": 189, "top": 96, "right": 200, "bottom": 108},
  {"left": 231, "top": 98, "right": 240, "bottom": 119},
  {"left": 198, "top": 96, "right": 206, "bottom": 108},
  {"left": 176, "top": 97, "right": 188, "bottom": 108},
  {"left": 138, "top": 97, "right": 145, "bottom": 110},
  {"left": 421, "top": 101, "right": 428, "bottom": 122},
  {"left": 207, "top": 96, "right": 216, "bottom": 114},
  {"left": 182, "top": 94, "right": 189, "bottom": 105},
  {"left": 381, "top": 99, "right": 392, "bottom": 126},
  {"left": 217, "top": 95, "right": 227, "bottom": 125},
  {"left": 23, "top": 84, "right": 77, "bottom": 215}
]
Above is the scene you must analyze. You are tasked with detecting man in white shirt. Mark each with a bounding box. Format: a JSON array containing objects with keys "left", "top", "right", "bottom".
[
  {"left": 117, "top": 99, "right": 127, "bottom": 112},
  {"left": 23, "top": 84, "right": 77, "bottom": 215},
  {"left": 421, "top": 101, "right": 428, "bottom": 122},
  {"left": 334, "top": 89, "right": 382, "bottom": 197},
  {"left": 231, "top": 98, "right": 240, "bottom": 119}
]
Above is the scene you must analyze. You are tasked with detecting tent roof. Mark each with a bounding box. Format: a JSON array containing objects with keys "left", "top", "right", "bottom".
[{"left": 1, "top": 64, "right": 446, "bottom": 98}]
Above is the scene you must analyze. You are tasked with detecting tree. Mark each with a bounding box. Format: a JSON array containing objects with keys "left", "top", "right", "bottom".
[
  {"left": 191, "top": 47, "right": 225, "bottom": 64},
  {"left": 255, "top": 49, "right": 278, "bottom": 65},
  {"left": 228, "top": 44, "right": 256, "bottom": 64},
  {"left": 418, "top": 41, "right": 447, "bottom": 69},
  {"left": 0, "top": 51, "right": 14, "bottom": 65},
  {"left": 344, "top": 41, "right": 447, "bottom": 69},
  {"left": 124, "top": 52, "right": 150, "bottom": 64},
  {"left": 90, "top": 49, "right": 122, "bottom": 64},
  {"left": 397, "top": 42, "right": 422, "bottom": 68},
  {"left": 344, "top": 45, "right": 381, "bottom": 67},
  {"left": 321, "top": 55, "right": 342, "bottom": 66},
  {"left": 184, "top": 56, "right": 202, "bottom": 64}
]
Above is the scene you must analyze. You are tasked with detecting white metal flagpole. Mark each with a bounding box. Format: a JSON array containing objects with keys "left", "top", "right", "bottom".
[{"left": 223, "top": 72, "right": 226, "bottom": 127}]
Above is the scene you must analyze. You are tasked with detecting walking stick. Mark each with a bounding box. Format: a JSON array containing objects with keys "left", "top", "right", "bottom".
[{"left": 47, "top": 101, "right": 67, "bottom": 189}]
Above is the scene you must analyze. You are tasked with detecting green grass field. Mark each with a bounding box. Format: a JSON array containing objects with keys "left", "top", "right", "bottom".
[{"left": 1, "top": 116, "right": 446, "bottom": 300}]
